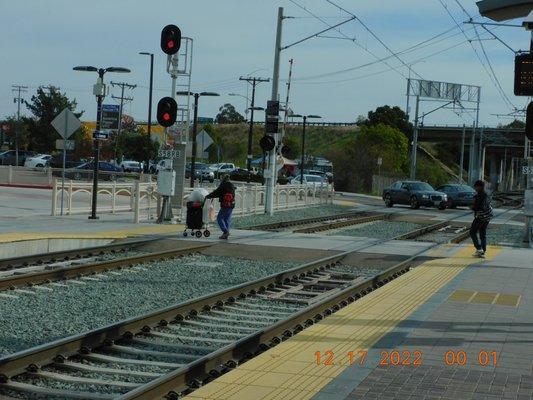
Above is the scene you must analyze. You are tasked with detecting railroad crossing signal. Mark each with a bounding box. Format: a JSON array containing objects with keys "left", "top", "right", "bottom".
[
  {"left": 161, "top": 24, "right": 182, "bottom": 55},
  {"left": 260, "top": 135, "right": 275, "bottom": 152},
  {"left": 265, "top": 100, "right": 280, "bottom": 134},
  {"left": 156, "top": 97, "right": 177, "bottom": 127}
]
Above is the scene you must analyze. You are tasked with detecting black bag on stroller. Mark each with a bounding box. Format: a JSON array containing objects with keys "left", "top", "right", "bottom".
[{"left": 184, "top": 201, "right": 211, "bottom": 238}]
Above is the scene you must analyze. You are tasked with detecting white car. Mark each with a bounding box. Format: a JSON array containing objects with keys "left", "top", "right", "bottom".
[
  {"left": 24, "top": 154, "right": 52, "bottom": 168},
  {"left": 120, "top": 160, "right": 142, "bottom": 173},
  {"left": 216, "top": 163, "right": 236, "bottom": 175},
  {"left": 291, "top": 174, "right": 326, "bottom": 186},
  {"left": 155, "top": 159, "right": 172, "bottom": 173}
]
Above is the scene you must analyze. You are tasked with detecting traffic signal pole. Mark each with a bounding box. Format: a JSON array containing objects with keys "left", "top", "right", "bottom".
[
  {"left": 266, "top": 7, "right": 284, "bottom": 215},
  {"left": 190, "top": 93, "right": 199, "bottom": 188}
]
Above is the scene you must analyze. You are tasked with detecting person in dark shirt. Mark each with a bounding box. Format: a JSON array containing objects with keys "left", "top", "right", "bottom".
[
  {"left": 470, "top": 180, "right": 493, "bottom": 258},
  {"left": 205, "top": 174, "right": 236, "bottom": 239}
]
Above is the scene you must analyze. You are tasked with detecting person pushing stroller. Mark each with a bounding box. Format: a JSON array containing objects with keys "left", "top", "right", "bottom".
[{"left": 205, "top": 174, "right": 235, "bottom": 239}]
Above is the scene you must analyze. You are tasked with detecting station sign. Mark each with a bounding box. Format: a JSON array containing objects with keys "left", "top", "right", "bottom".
[
  {"left": 93, "top": 130, "right": 109, "bottom": 140},
  {"left": 101, "top": 104, "right": 120, "bottom": 130}
]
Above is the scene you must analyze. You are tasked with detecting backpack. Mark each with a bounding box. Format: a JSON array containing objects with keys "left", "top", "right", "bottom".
[{"left": 222, "top": 192, "right": 234, "bottom": 208}]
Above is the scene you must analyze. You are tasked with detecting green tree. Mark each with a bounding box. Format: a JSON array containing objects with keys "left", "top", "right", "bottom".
[
  {"left": 215, "top": 103, "right": 245, "bottom": 124},
  {"left": 498, "top": 119, "right": 525, "bottom": 129},
  {"left": 358, "top": 105, "right": 412, "bottom": 138},
  {"left": 326, "top": 124, "right": 408, "bottom": 192},
  {"left": 24, "top": 87, "right": 83, "bottom": 153}
]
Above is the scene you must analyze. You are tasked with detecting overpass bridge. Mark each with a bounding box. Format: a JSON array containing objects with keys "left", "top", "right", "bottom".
[{"left": 418, "top": 125, "right": 528, "bottom": 190}]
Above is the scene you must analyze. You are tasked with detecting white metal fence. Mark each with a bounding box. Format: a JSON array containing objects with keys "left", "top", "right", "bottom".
[{"left": 51, "top": 179, "right": 334, "bottom": 223}]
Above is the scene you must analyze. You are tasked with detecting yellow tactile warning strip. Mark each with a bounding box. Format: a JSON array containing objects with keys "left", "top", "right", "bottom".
[
  {"left": 185, "top": 246, "right": 501, "bottom": 400},
  {"left": 448, "top": 290, "right": 521, "bottom": 307},
  {"left": 0, "top": 224, "right": 185, "bottom": 243}
]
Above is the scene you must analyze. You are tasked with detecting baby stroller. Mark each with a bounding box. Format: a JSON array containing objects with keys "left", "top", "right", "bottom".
[{"left": 183, "top": 189, "right": 211, "bottom": 238}]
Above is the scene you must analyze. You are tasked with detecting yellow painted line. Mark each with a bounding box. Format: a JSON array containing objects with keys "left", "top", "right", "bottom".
[
  {"left": 494, "top": 293, "right": 521, "bottom": 307},
  {"left": 470, "top": 291, "right": 498, "bottom": 304},
  {"left": 448, "top": 289, "right": 476, "bottom": 303},
  {"left": 185, "top": 245, "right": 501, "bottom": 400},
  {"left": 0, "top": 224, "right": 185, "bottom": 243}
]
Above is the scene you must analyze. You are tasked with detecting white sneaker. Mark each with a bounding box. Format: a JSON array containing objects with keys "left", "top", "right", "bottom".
[
  {"left": 478, "top": 251, "right": 486, "bottom": 259},
  {"left": 473, "top": 250, "right": 482, "bottom": 257}
]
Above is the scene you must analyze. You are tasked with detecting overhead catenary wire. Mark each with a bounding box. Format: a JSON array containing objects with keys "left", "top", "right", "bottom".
[
  {"left": 287, "top": 0, "right": 409, "bottom": 79},
  {"left": 437, "top": 0, "right": 516, "bottom": 111}
]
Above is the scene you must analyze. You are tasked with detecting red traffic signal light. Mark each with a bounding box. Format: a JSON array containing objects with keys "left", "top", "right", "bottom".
[
  {"left": 157, "top": 97, "right": 177, "bottom": 127},
  {"left": 161, "top": 24, "right": 181, "bottom": 55}
]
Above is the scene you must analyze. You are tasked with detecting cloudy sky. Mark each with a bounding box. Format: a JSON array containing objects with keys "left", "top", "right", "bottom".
[{"left": 0, "top": 0, "right": 529, "bottom": 126}]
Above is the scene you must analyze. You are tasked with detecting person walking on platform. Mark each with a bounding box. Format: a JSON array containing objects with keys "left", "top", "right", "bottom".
[
  {"left": 470, "top": 180, "right": 493, "bottom": 258},
  {"left": 205, "top": 174, "right": 235, "bottom": 240}
]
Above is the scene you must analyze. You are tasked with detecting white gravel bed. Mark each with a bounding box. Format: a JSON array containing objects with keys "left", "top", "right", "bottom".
[
  {"left": 327, "top": 221, "right": 422, "bottom": 239},
  {"left": 0, "top": 254, "right": 298, "bottom": 356},
  {"left": 232, "top": 204, "right": 352, "bottom": 228}
]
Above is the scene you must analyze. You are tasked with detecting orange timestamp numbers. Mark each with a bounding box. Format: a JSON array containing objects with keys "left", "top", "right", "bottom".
[{"left": 315, "top": 349, "right": 498, "bottom": 367}]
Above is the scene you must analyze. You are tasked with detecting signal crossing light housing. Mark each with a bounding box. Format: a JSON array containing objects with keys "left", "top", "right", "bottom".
[
  {"left": 157, "top": 97, "right": 178, "bottom": 127},
  {"left": 265, "top": 100, "right": 280, "bottom": 135},
  {"left": 526, "top": 101, "right": 533, "bottom": 141},
  {"left": 161, "top": 24, "right": 182, "bottom": 55},
  {"left": 260, "top": 135, "right": 276, "bottom": 152}
]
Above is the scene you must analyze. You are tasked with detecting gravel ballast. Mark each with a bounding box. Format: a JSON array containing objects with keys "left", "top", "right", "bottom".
[
  {"left": 232, "top": 204, "right": 352, "bottom": 228},
  {"left": 327, "top": 220, "right": 422, "bottom": 239},
  {"left": 0, "top": 254, "right": 298, "bottom": 356}
]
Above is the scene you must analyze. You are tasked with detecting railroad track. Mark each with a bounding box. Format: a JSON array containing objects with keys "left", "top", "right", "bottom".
[
  {"left": 247, "top": 211, "right": 381, "bottom": 231},
  {"left": 0, "top": 239, "right": 156, "bottom": 274},
  {"left": 0, "top": 242, "right": 211, "bottom": 291},
  {"left": 293, "top": 213, "right": 389, "bottom": 234},
  {"left": 0, "top": 210, "right": 476, "bottom": 400},
  {"left": 0, "top": 245, "right": 419, "bottom": 399}
]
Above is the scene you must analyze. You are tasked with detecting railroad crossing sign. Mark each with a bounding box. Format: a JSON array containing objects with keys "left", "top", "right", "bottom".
[{"left": 51, "top": 108, "right": 81, "bottom": 139}]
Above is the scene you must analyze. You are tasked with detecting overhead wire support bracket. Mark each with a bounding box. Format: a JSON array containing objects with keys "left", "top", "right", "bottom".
[
  {"left": 464, "top": 20, "right": 517, "bottom": 53},
  {"left": 281, "top": 16, "right": 356, "bottom": 50}
]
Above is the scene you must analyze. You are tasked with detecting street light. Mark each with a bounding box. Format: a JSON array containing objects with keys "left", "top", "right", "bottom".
[
  {"left": 73, "top": 65, "right": 131, "bottom": 220},
  {"left": 291, "top": 114, "right": 321, "bottom": 183},
  {"left": 176, "top": 91, "right": 220, "bottom": 187},
  {"left": 139, "top": 52, "right": 154, "bottom": 172}
]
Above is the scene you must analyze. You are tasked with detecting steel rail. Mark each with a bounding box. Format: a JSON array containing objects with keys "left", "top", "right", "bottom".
[
  {"left": 293, "top": 213, "right": 389, "bottom": 233},
  {"left": 246, "top": 211, "right": 374, "bottom": 231},
  {"left": 0, "top": 238, "right": 156, "bottom": 272},
  {"left": 0, "top": 243, "right": 211, "bottom": 291}
]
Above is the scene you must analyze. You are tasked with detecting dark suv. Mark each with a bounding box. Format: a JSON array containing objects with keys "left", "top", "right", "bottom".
[
  {"left": 0, "top": 150, "right": 36, "bottom": 166},
  {"left": 382, "top": 180, "right": 448, "bottom": 210}
]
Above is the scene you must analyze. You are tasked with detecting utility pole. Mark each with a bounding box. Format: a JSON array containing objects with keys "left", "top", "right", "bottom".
[
  {"left": 409, "top": 95, "right": 420, "bottom": 179},
  {"left": 239, "top": 76, "right": 269, "bottom": 175},
  {"left": 111, "top": 82, "right": 136, "bottom": 161},
  {"left": 266, "top": 6, "right": 284, "bottom": 215},
  {"left": 12, "top": 85, "right": 28, "bottom": 166}
]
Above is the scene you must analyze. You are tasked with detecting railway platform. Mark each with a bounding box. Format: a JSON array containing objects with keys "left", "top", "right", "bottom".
[{"left": 185, "top": 244, "right": 533, "bottom": 400}]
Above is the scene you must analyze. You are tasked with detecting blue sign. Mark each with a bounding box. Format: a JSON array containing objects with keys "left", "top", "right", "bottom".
[
  {"left": 93, "top": 130, "right": 109, "bottom": 140},
  {"left": 102, "top": 104, "right": 120, "bottom": 112},
  {"left": 101, "top": 104, "right": 121, "bottom": 130}
]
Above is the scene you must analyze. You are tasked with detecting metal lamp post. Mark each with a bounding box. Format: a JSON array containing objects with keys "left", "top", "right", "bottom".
[
  {"left": 139, "top": 52, "right": 154, "bottom": 173},
  {"left": 73, "top": 65, "right": 130, "bottom": 220},
  {"left": 292, "top": 114, "right": 321, "bottom": 183},
  {"left": 177, "top": 91, "right": 219, "bottom": 187}
]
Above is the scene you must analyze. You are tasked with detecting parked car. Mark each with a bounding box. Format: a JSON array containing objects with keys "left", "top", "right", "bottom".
[
  {"left": 49, "top": 155, "right": 84, "bottom": 169},
  {"left": 24, "top": 154, "right": 52, "bottom": 168},
  {"left": 291, "top": 174, "right": 326, "bottom": 186},
  {"left": 195, "top": 163, "right": 215, "bottom": 183},
  {"left": 119, "top": 160, "right": 142, "bottom": 173},
  {"left": 64, "top": 161, "right": 122, "bottom": 181},
  {"left": 382, "top": 181, "right": 447, "bottom": 210},
  {"left": 185, "top": 163, "right": 201, "bottom": 180},
  {"left": 215, "top": 163, "right": 236, "bottom": 177},
  {"left": 0, "top": 150, "right": 37, "bottom": 166},
  {"left": 151, "top": 159, "right": 172, "bottom": 174},
  {"left": 436, "top": 184, "right": 476, "bottom": 208}
]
